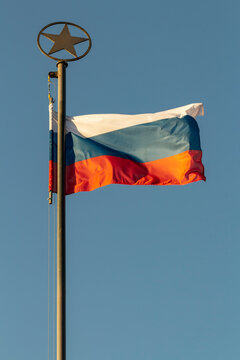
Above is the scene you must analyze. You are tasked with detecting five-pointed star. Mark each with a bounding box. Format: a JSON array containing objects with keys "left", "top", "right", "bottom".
[{"left": 42, "top": 24, "right": 88, "bottom": 57}]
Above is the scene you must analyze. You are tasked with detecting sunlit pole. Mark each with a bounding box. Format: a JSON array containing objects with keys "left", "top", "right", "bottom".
[{"left": 57, "top": 61, "right": 67, "bottom": 360}]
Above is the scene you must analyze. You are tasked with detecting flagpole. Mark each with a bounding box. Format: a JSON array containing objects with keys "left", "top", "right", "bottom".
[
  {"left": 57, "top": 60, "right": 67, "bottom": 360},
  {"left": 37, "top": 21, "right": 92, "bottom": 360}
]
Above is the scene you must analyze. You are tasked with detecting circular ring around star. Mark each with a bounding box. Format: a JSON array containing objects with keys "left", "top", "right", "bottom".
[{"left": 37, "top": 22, "right": 92, "bottom": 62}]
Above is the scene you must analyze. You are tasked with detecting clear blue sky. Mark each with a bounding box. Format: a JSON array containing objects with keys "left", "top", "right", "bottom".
[{"left": 1, "top": 0, "right": 240, "bottom": 359}]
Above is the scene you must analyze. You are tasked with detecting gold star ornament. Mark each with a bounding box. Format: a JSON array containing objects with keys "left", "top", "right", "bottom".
[
  {"left": 37, "top": 22, "right": 92, "bottom": 62},
  {"left": 42, "top": 24, "right": 88, "bottom": 58}
]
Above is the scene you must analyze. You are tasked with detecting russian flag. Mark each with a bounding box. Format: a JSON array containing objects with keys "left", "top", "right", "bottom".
[{"left": 49, "top": 103, "right": 205, "bottom": 194}]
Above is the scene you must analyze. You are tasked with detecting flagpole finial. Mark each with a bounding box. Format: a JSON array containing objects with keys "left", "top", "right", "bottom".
[{"left": 37, "top": 21, "right": 92, "bottom": 62}]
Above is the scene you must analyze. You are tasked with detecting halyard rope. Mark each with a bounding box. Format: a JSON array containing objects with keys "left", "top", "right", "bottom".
[
  {"left": 48, "top": 194, "right": 57, "bottom": 360},
  {"left": 53, "top": 195, "right": 56, "bottom": 360},
  {"left": 48, "top": 74, "right": 57, "bottom": 359},
  {"left": 48, "top": 203, "right": 50, "bottom": 360}
]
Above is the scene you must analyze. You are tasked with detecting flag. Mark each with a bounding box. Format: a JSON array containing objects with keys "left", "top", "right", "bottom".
[{"left": 49, "top": 103, "right": 205, "bottom": 194}]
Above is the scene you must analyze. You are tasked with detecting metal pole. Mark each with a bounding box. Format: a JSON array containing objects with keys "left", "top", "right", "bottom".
[{"left": 57, "top": 61, "right": 67, "bottom": 360}]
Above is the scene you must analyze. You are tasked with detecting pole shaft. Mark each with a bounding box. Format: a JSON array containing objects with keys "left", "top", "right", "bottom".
[{"left": 57, "top": 61, "right": 67, "bottom": 360}]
